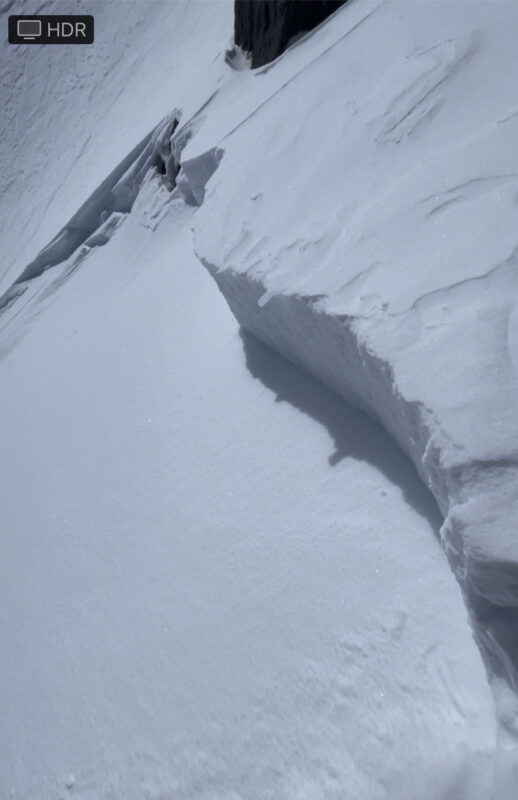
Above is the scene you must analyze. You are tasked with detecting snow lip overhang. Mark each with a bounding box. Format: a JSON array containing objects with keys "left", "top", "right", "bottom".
[{"left": 195, "top": 249, "right": 518, "bottom": 726}]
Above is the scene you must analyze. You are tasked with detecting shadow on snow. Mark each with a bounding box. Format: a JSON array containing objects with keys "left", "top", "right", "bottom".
[{"left": 240, "top": 328, "right": 442, "bottom": 535}]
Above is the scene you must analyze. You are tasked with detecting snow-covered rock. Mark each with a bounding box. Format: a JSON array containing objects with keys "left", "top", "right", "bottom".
[{"left": 233, "top": 0, "right": 346, "bottom": 67}]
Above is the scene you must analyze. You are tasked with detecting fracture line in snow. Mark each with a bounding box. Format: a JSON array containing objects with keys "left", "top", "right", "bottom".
[
  {"left": 3, "top": 78, "right": 518, "bottom": 733},
  {"left": 197, "top": 249, "right": 518, "bottom": 730},
  {"left": 0, "top": 112, "right": 181, "bottom": 313}
]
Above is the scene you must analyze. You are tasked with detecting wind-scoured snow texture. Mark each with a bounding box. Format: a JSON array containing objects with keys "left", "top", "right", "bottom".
[
  {"left": 0, "top": 190, "right": 500, "bottom": 800},
  {"left": 191, "top": 0, "right": 518, "bottom": 702}
]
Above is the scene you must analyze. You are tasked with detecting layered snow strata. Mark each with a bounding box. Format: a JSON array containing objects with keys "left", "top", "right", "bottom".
[{"left": 193, "top": 0, "right": 518, "bottom": 698}]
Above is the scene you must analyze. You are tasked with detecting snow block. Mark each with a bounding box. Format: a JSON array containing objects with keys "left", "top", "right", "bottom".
[
  {"left": 193, "top": 0, "right": 518, "bottom": 706},
  {"left": 175, "top": 148, "right": 224, "bottom": 207}
]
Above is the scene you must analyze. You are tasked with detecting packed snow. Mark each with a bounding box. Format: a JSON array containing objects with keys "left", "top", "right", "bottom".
[
  {"left": 191, "top": 0, "right": 518, "bottom": 724},
  {"left": 1, "top": 1, "right": 517, "bottom": 798}
]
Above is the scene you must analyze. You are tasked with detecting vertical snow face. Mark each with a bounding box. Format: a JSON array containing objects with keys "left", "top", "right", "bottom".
[
  {"left": 0, "top": 151, "right": 500, "bottom": 800},
  {"left": 191, "top": 0, "right": 518, "bottom": 711},
  {"left": 176, "top": 146, "right": 224, "bottom": 206}
]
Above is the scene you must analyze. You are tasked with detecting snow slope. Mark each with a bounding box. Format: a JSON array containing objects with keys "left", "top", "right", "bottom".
[
  {"left": 0, "top": 0, "right": 517, "bottom": 797},
  {"left": 0, "top": 178, "right": 498, "bottom": 800},
  {"left": 0, "top": 0, "right": 232, "bottom": 292},
  {"left": 187, "top": 0, "right": 518, "bottom": 718}
]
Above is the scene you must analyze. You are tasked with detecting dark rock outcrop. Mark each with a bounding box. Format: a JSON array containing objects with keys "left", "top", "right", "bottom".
[{"left": 234, "top": 0, "right": 347, "bottom": 68}]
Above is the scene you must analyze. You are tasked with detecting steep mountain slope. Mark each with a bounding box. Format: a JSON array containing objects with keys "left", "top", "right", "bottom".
[
  {"left": 189, "top": 0, "right": 518, "bottom": 726},
  {"left": 0, "top": 181, "right": 498, "bottom": 800},
  {"left": 0, "top": 0, "right": 232, "bottom": 292},
  {"left": 1, "top": 1, "right": 517, "bottom": 798}
]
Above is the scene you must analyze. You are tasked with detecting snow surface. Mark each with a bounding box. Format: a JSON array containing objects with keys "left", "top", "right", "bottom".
[
  {"left": 189, "top": 0, "right": 518, "bottom": 721},
  {"left": 1, "top": 0, "right": 517, "bottom": 797}
]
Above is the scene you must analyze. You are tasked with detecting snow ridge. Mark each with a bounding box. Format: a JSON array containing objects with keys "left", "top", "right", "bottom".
[
  {"left": 0, "top": 112, "right": 180, "bottom": 312},
  {"left": 2, "top": 0, "right": 517, "bottom": 741},
  {"left": 199, "top": 255, "right": 518, "bottom": 723},
  {"left": 183, "top": 0, "right": 518, "bottom": 731},
  {"left": 2, "top": 92, "right": 517, "bottom": 727}
]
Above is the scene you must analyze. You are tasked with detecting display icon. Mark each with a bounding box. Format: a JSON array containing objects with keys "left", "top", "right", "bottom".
[{"left": 16, "top": 19, "right": 41, "bottom": 40}]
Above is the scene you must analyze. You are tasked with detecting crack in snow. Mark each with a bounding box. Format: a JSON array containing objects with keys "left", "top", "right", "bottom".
[{"left": 0, "top": 112, "right": 181, "bottom": 314}]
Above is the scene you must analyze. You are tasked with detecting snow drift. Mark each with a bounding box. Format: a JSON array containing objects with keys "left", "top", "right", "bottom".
[
  {"left": 3, "top": 0, "right": 518, "bottom": 717},
  {"left": 189, "top": 0, "right": 518, "bottom": 712}
]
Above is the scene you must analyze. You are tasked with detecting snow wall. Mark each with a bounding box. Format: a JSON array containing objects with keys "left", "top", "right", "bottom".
[{"left": 190, "top": 0, "right": 518, "bottom": 719}]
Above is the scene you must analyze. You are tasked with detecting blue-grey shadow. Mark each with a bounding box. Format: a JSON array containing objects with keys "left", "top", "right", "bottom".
[{"left": 240, "top": 329, "right": 442, "bottom": 534}]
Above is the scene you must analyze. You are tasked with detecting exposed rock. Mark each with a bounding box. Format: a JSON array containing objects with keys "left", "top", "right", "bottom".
[{"left": 234, "top": 0, "right": 347, "bottom": 68}]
